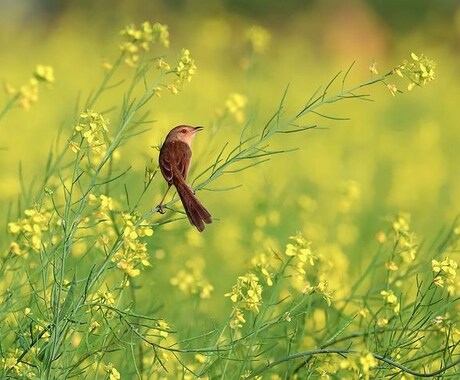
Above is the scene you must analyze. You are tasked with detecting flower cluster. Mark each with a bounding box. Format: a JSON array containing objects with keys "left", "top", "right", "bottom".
[
  {"left": 369, "top": 60, "right": 378, "bottom": 75},
  {"left": 388, "top": 53, "right": 436, "bottom": 95},
  {"left": 316, "top": 244, "right": 350, "bottom": 301},
  {"left": 225, "top": 272, "right": 263, "bottom": 329},
  {"left": 166, "top": 49, "right": 197, "bottom": 95},
  {"left": 2, "top": 349, "right": 26, "bottom": 376},
  {"left": 245, "top": 25, "right": 271, "bottom": 54},
  {"left": 136, "top": 320, "right": 174, "bottom": 374},
  {"left": 104, "top": 363, "right": 121, "bottom": 380},
  {"left": 285, "top": 232, "right": 317, "bottom": 290},
  {"left": 340, "top": 351, "right": 378, "bottom": 380},
  {"left": 304, "top": 279, "right": 334, "bottom": 307},
  {"left": 154, "top": 319, "right": 171, "bottom": 339},
  {"left": 74, "top": 194, "right": 117, "bottom": 257},
  {"left": 337, "top": 180, "right": 361, "bottom": 214},
  {"left": 70, "top": 110, "right": 110, "bottom": 156},
  {"left": 112, "top": 212, "right": 153, "bottom": 277},
  {"left": 174, "top": 49, "right": 197, "bottom": 86},
  {"left": 5, "top": 65, "right": 54, "bottom": 109},
  {"left": 380, "top": 289, "right": 400, "bottom": 314},
  {"left": 118, "top": 21, "right": 197, "bottom": 96},
  {"left": 431, "top": 315, "right": 460, "bottom": 354},
  {"left": 91, "top": 194, "right": 114, "bottom": 217},
  {"left": 92, "top": 290, "right": 116, "bottom": 318},
  {"left": 34, "top": 65, "right": 55, "bottom": 83},
  {"left": 79, "top": 195, "right": 153, "bottom": 277},
  {"left": 251, "top": 252, "right": 275, "bottom": 286},
  {"left": 432, "top": 257, "right": 458, "bottom": 294},
  {"left": 225, "top": 93, "right": 248, "bottom": 124},
  {"left": 215, "top": 92, "right": 248, "bottom": 124},
  {"left": 7, "top": 207, "right": 55, "bottom": 257},
  {"left": 119, "top": 21, "right": 169, "bottom": 66},
  {"left": 387, "top": 213, "right": 418, "bottom": 275},
  {"left": 284, "top": 234, "right": 338, "bottom": 306},
  {"left": 1, "top": 312, "right": 52, "bottom": 377},
  {"left": 170, "top": 257, "right": 214, "bottom": 299},
  {"left": 395, "top": 53, "right": 436, "bottom": 90}
]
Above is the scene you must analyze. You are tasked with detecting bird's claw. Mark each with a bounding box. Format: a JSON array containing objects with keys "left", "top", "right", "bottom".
[{"left": 157, "top": 204, "right": 166, "bottom": 214}]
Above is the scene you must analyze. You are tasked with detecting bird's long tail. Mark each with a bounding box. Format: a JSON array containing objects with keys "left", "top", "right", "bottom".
[{"left": 174, "top": 177, "right": 212, "bottom": 232}]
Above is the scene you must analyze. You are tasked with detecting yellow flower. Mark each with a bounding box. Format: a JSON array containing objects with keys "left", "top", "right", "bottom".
[
  {"left": 229, "top": 308, "right": 246, "bottom": 329},
  {"left": 387, "top": 83, "right": 398, "bottom": 96},
  {"left": 4, "top": 83, "right": 16, "bottom": 94},
  {"left": 357, "top": 307, "right": 369, "bottom": 318},
  {"left": 151, "top": 22, "right": 170, "bottom": 47},
  {"left": 433, "top": 276, "right": 444, "bottom": 287},
  {"left": 394, "top": 53, "right": 436, "bottom": 89},
  {"left": 170, "top": 257, "right": 213, "bottom": 299},
  {"left": 111, "top": 213, "right": 152, "bottom": 277},
  {"left": 156, "top": 319, "right": 170, "bottom": 338},
  {"left": 369, "top": 60, "right": 378, "bottom": 75},
  {"left": 69, "top": 140, "right": 80, "bottom": 153},
  {"left": 172, "top": 48, "right": 197, "bottom": 88},
  {"left": 195, "top": 353, "right": 207, "bottom": 364},
  {"left": 7, "top": 207, "right": 54, "bottom": 255},
  {"left": 156, "top": 57, "right": 171, "bottom": 72},
  {"left": 34, "top": 65, "right": 55, "bottom": 84},
  {"left": 225, "top": 272, "right": 263, "bottom": 316},
  {"left": 90, "top": 321, "right": 101, "bottom": 332},
  {"left": 380, "top": 289, "right": 400, "bottom": 313},
  {"left": 104, "top": 363, "right": 121, "bottom": 380},
  {"left": 167, "top": 84, "right": 179, "bottom": 94},
  {"left": 99, "top": 194, "right": 114, "bottom": 211},
  {"left": 380, "top": 290, "right": 397, "bottom": 304},
  {"left": 6, "top": 65, "right": 54, "bottom": 110},
  {"left": 251, "top": 252, "right": 275, "bottom": 286},
  {"left": 117, "top": 261, "right": 140, "bottom": 277},
  {"left": 18, "top": 79, "right": 39, "bottom": 109},
  {"left": 8, "top": 222, "right": 21, "bottom": 234},
  {"left": 285, "top": 233, "right": 315, "bottom": 263},
  {"left": 200, "top": 282, "right": 214, "bottom": 299},
  {"left": 386, "top": 261, "right": 399, "bottom": 271},
  {"left": 432, "top": 257, "right": 458, "bottom": 293},
  {"left": 315, "top": 280, "right": 333, "bottom": 306},
  {"left": 102, "top": 60, "right": 113, "bottom": 71},
  {"left": 119, "top": 21, "right": 169, "bottom": 66},
  {"left": 2, "top": 349, "right": 22, "bottom": 371},
  {"left": 152, "top": 86, "right": 162, "bottom": 97},
  {"left": 225, "top": 93, "right": 248, "bottom": 124},
  {"left": 72, "top": 110, "right": 110, "bottom": 156},
  {"left": 359, "top": 351, "right": 378, "bottom": 375},
  {"left": 245, "top": 25, "right": 271, "bottom": 54},
  {"left": 9, "top": 242, "right": 22, "bottom": 255}
]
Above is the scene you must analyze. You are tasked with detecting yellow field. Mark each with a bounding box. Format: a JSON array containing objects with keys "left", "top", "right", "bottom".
[{"left": 1, "top": 2, "right": 460, "bottom": 378}]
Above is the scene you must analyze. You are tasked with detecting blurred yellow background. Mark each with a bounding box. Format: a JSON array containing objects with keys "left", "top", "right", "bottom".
[{"left": 1, "top": 0, "right": 460, "bottom": 323}]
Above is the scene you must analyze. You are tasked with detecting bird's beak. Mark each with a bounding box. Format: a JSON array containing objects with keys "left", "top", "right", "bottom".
[{"left": 194, "top": 126, "right": 204, "bottom": 133}]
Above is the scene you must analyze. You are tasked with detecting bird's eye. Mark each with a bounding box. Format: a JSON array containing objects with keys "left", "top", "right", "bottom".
[{"left": 181, "top": 129, "right": 186, "bottom": 133}]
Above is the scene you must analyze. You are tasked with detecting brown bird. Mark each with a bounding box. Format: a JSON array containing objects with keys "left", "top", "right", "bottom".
[{"left": 157, "top": 125, "right": 212, "bottom": 232}]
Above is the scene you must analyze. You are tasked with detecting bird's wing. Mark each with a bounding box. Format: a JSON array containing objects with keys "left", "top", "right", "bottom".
[
  {"left": 159, "top": 141, "right": 192, "bottom": 184},
  {"left": 175, "top": 141, "right": 192, "bottom": 180}
]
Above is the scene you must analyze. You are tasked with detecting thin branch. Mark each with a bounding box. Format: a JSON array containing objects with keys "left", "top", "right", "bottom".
[{"left": 246, "top": 348, "right": 460, "bottom": 379}]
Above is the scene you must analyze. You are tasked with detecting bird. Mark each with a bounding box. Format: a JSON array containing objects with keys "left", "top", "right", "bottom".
[{"left": 157, "top": 125, "right": 212, "bottom": 232}]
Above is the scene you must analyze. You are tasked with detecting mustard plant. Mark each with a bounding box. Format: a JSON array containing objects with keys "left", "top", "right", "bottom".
[{"left": 2, "top": 18, "right": 457, "bottom": 380}]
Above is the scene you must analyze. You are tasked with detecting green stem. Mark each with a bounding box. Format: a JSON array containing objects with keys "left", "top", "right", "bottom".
[{"left": 0, "top": 93, "right": 20, "bottom": 123}]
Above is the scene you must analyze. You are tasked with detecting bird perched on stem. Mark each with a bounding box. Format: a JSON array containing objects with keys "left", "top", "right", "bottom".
[{"left": 157, "top": 125, "right": 212, "bottom": 232}]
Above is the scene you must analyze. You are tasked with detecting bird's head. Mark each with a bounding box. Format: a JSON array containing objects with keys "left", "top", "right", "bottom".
[{"left": 165, "top": 125, "right": 203, "bottom": 145}]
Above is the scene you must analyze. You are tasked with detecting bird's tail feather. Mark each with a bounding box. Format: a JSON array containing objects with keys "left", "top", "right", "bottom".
[{"left": 174, "top": 178, "right": 212, "bottom": 232}]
